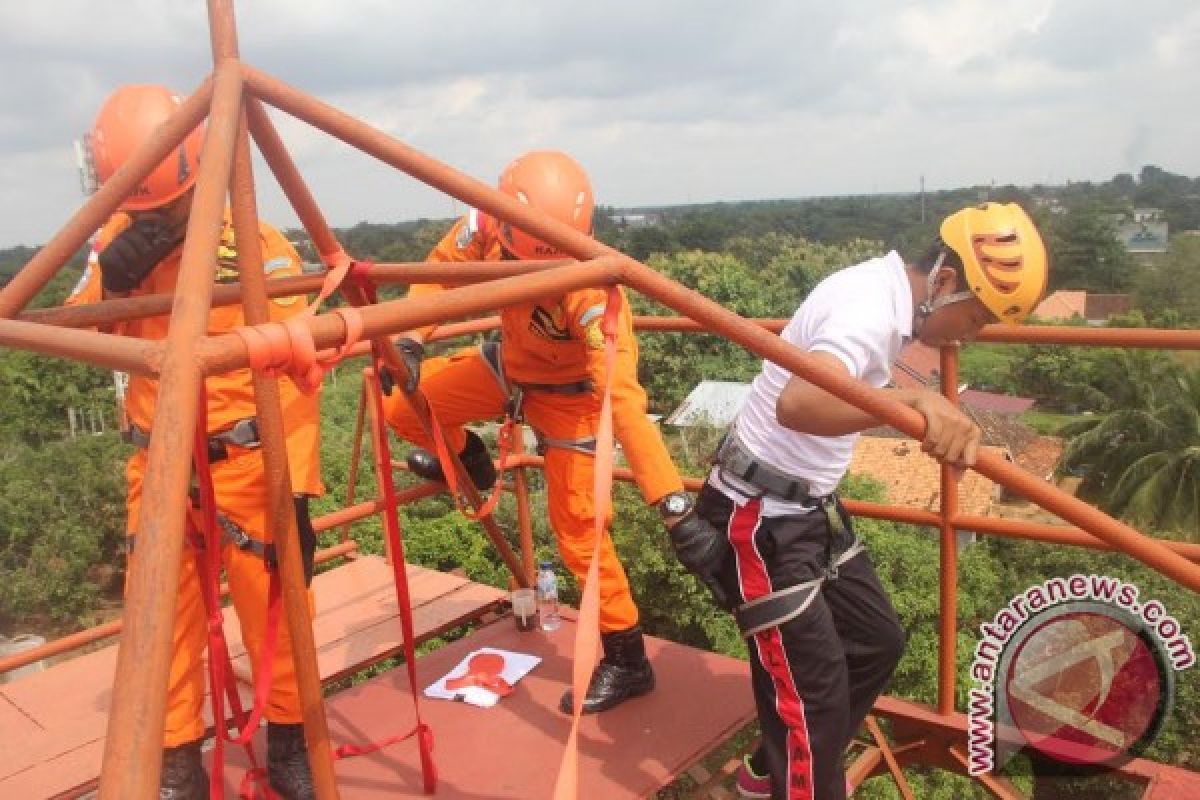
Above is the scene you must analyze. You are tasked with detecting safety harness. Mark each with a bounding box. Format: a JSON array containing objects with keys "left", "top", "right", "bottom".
[
  {"left": 127, "top": 417, "right": 261, "bottom": 462},
  {"left": 126, "top": 419, "right": 287, "bottom": 564},
  {"left": 714, "top": 430, "right": 866, "bottom": 638},
  {"left": 422, "top": 338, "right": 599, "bottom": 522},
  {"left": 479, "top": 339, "right": 598, "bottom": 456}
]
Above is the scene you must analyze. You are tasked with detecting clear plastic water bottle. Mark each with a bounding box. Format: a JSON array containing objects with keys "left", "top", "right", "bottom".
[{"left": 537, "top": 561, "right": 561, "bottom": 632}]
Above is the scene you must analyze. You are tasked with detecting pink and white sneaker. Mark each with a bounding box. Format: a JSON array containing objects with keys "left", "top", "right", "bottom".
[{"left": 735, "top": 755, "right": 771, "bottom": 798}]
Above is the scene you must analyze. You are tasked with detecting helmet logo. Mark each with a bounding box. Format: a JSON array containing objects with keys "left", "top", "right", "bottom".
[
  {"left": 971, "top": 231, "right": 1023, "bottom": 294},
  {"left": 176, "top": 142, "right": 191, "bottom": 186}
]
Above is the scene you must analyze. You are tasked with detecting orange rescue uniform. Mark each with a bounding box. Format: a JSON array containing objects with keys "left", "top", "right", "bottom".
[
  {"left": 384, "top": 211, "right": 682, "bottom": 632},
  {"left": 68, "top": 213, "right": 322, "bottom": 747}
]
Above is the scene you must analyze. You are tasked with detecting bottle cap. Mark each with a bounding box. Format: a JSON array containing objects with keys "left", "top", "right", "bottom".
[{"left": 540, "top": 561, "right": 553, "bottom": 569}]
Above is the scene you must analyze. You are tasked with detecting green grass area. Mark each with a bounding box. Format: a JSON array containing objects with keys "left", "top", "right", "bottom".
[{"left": 1019, "top": 409, "right": 1088, "bottom": 435}]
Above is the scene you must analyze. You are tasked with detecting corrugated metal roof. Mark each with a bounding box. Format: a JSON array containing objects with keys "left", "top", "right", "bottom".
[{"left": 664, "top": 380, "right": 752, "bottom": 427}]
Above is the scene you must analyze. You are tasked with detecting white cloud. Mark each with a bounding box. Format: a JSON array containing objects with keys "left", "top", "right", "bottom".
[{"left": 0, "top": 0, "right": 1197, "bottom": 247}]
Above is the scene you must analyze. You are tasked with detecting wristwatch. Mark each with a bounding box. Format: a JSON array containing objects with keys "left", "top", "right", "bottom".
[{"left": 657, "top": 491, "right": 694, "bottom": 517}]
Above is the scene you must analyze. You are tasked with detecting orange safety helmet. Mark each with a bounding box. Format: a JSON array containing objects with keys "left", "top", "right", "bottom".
[
  {"left": 495, "top": 150, "right": 594, "bottom": 260},
  {"left": 85, "top": 85, "right": 205, "bottom": 212},
  {"left": 939, "top": 202, "right": 1049, "bottom": 323}
]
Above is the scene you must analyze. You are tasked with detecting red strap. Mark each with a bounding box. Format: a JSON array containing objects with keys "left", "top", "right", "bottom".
[
  {"left": 339, "top": 363, "right": 437, "bottom": 793},
  {"left": 190, "top": 386, "right": 282, "bottom": 800},
  {"left": 553, "top": 286, "right": 622, "bottom": 800}
]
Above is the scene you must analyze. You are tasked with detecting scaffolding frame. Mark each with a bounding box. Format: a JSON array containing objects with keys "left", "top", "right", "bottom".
[{"left": 1, "top": 1, "right": 1199, "bottom": 797}]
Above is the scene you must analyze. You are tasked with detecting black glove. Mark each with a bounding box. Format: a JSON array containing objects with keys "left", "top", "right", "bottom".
[
  {"left": 381, "top": 336, "right": 424, "bottom": 395},
  {"left": 668, "top": 512, "right": 733, "bottom": 609},
  {"left": 98, "top": 215, "right": 185, "bottom": 293}
]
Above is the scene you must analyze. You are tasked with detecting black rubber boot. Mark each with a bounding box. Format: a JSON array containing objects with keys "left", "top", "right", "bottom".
[
  {"left": 406, "top": 430, "right": 497, "bottom": 491},
  {"left": 559, "top": 625, "right": 655, "bottom": 714},
  {"left": 159, "top": 739, "right": 209, "bottom": 800},
  {"left": 267, "top": 722, "right": 315, "bottom": 800}
]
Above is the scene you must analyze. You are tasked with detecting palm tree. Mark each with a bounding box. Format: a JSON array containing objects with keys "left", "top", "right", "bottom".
[{"left": 1060, "top": 360, "right": 1200, "bottom": 537}]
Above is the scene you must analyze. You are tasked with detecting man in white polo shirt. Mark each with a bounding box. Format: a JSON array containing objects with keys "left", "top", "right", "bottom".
[{"left": 679, "top": 203, "right": 1048, "bottom": 800}]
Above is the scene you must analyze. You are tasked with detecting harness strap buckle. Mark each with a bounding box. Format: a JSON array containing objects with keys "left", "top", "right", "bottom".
[
  {"left": 714, "top": 430, "right": 816, "bottom": 502},
  {"left": 533, "top": 431, "right": 598, "bottom": 456}
]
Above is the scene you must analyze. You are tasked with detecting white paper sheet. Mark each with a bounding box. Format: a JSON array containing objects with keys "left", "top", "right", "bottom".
[{"left": 424, "top": 647, "right": 542, "bottom": 708}]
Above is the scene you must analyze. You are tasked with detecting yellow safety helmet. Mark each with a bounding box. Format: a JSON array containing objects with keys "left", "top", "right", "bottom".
[{"left": 939, "top": 202, "right": 1048, "bottom": 324}]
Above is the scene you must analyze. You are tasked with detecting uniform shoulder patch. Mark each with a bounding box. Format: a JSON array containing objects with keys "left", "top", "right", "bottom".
[
  {"left": 584, "top": 318, "right": 605, "bottom": 350},
  {"left": 455, "top": 209, "right": 481, "bottom": 250}
]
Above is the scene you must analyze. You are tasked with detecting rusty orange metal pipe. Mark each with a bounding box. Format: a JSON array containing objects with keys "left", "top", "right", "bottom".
[
  {"left": 98, "top": 61, "right": 244, "bottom": 800},
  {"left": 978, "top": 324, "right": 1200, "bottom": 349},
  {"left": 0, "top": 79, "right": 213, "bottom": 319},
  {"left": 937, "top": 346, "right": 959, "bottom": 716},
  {"left": 20, "top": 264, "right": 531, "bottom": 330},
  {"left": 196, "top": 257, "right": 622, "bottom": 375},
  {"left": 21, "top": 273, "right": 324, "bottom": 329},
  {"left": 245, "top": 95, "right": 348, "bottom": 265},
  {"left": 616, "top": 259, "right": 1200, "bottom": 593},
  {"left": 227, "top": 96, "right": 341, "bottom": 800},
  {"left": 0, "top": 316, "right": 159, "bottom": 374},
  {"left": 245, "top": 66, "right": 618, "bottom": 267}
]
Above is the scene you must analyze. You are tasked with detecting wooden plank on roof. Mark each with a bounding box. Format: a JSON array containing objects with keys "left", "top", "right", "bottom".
[
  {"left": 213, "top": 611, "right": 756, "bottom": 798},
  {"left": 0, "top": 556, "right": 503, "bottom": 799}
]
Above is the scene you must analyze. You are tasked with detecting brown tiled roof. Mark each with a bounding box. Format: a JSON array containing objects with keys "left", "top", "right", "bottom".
[
  {"left": 848, "top": 436, "right": 1001, "bottom": 517},
  {"left": 892, "top": 342, "right": 940, "bottom": 389},
  {"left": 1084, "top": 294, "right": 1132, "bottom": 320},
  {"left": 864, "top": 407, "right": 1038, "bottom": 452},
  {"left": 1014, "top": 435, "right": 1064, "bottom": 481},
  {"left": 960, "top": 389, "right": 1035, "bottom": 415},
  {"left": 1033, "top": 290, "right": 1088, "bottom": 321},
  {"left": 962, "top": 406, "right": 1038, "bottom": 453}
]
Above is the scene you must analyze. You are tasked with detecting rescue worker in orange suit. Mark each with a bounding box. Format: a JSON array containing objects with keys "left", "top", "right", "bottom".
[
  {"left": 381, "top": 150, "right": 725, "bottom": 713},
  {"left": 67, "top": 85, "right": 321, "bottom": 800}
]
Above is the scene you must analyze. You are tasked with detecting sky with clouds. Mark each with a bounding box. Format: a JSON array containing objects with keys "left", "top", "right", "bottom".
[{"left": 1, "top": 0, "right": 1197, "bottom": 247}]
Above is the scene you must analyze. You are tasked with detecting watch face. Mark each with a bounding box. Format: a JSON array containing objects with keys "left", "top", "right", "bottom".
[{"left": 665, "top": 493, "right": 688, "bottom": 515}]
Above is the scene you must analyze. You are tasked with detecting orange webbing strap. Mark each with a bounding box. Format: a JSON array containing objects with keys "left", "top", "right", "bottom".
[
  {"left": 234, "top": 307, "right": 364, "bottom": 395},
  {"left": 465, "top": 416, "right": 515, "bottom": 520},
  {"left": 334, "top": 364, "right": 437, "bottom": 794},
  {"left": 189, "top": 385, "right": 282, "bottom": 800},
  {"left": 232, "top": 252, "right": 368, "bottom": 395},
  {"left": 424, "top": 404, "right": 514, "bottom": 521},
  {"left": 553, "top": 286, "right": 622, "bottom": 800},
  {"left": 310, "top": 252, "right": 355, "bottom": 311}
]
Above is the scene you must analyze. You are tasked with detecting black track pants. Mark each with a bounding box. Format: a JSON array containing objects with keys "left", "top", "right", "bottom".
[{"left": 697, "top": 483, "right": 907, "bottom": 800}]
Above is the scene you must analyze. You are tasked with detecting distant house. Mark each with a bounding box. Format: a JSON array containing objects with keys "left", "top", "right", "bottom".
[
  {"left": 610, "top": 211, "right": 662, "bottom": 228},
  {"left": 664, "top": 381, "right": 751, "bottom": 429},
  {"left": 1033, "top": 290, "right": 1132, "bottom": 324},
  {"left": 1115, "top": 207, "right": 1169, "bottom": 254},
  {"left": 663, "top": 380, "right": 752, "bottom": 462}
]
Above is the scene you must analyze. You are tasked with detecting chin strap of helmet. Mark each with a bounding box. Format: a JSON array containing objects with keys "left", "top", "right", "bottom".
[{"left": 914, "top": 247, "right": 975, "bottom": 334}]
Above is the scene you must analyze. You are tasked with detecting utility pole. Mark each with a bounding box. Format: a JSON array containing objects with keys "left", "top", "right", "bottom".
[{"left": 920, "top": 175, "right": 926, "bottom": 224}]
